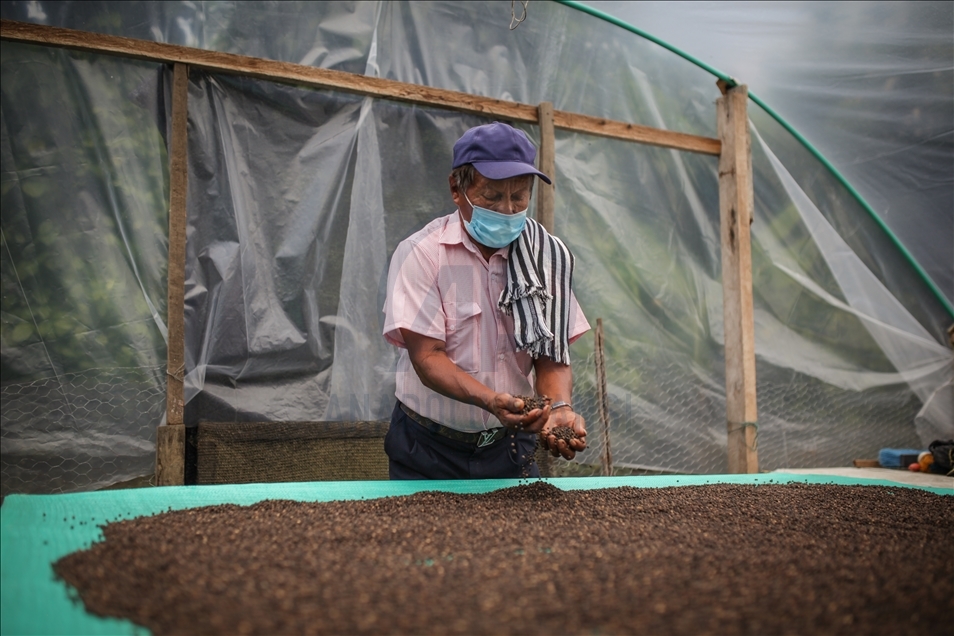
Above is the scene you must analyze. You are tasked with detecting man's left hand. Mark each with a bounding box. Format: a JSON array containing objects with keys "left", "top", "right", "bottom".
[{"left": 540, "top": 408, "right": 587, "bottom": 460}]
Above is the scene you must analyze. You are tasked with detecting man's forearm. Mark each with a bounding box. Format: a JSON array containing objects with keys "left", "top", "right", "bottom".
[
  {"left": 400, "top": 329, "right": 496, "bottom": 412},
  {"left": 401, "top": 329, "right": 552, "bottom": 432},
  {"left": 410, "top": 347, "right": 496, "bottom": 412},
  {"left": 534, "top": 356, "right": 573, "bottom": 403}
]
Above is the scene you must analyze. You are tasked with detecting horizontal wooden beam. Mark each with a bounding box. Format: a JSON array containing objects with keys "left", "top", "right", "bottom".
[
  {"left": 555, "top": 110, "right": 721, "bottom": 155},
  {"left": 1, "top": 19, "right": 720, "bottom": 155}
]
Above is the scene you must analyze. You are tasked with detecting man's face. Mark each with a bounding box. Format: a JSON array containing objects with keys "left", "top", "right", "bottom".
[{"left": 451, "top": 172, "right": 533, "bottom": 223}]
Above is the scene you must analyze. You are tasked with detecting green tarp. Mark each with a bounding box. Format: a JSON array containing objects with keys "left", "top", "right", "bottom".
[{"left": 2, "top": 475, "right": 949, "bottom": 635}]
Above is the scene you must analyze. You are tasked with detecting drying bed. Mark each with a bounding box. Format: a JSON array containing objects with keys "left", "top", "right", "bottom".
[{"left": 2, "top": 474, "right": 951, "bottom": 635}]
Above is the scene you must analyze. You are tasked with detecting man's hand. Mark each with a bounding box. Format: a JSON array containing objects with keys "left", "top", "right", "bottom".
[
  {"left": 532, "top": 354, "right": 585, "bottom": 459},
  {"left": 540, "top": 408, "right": 587, "bottom": 460},
  {"left": 490, "top": 394, "right": 550, "bottom": 433}
]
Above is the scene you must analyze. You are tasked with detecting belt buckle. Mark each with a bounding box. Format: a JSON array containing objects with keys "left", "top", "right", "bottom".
[{"left": 477, "top": 428, "right": 503, "bottom": 448}]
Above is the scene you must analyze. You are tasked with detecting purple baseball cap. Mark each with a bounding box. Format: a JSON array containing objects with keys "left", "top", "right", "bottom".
[{"left": 452, "top": 122, "right": 552, "bottom": 184}]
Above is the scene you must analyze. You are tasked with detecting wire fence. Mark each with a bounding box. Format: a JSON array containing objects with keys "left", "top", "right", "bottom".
[
  {"left": 1, "top": 352, "right": 926, "bottom": 496},
  {"left": 1, "top": 367, "right": 165, "bottom": 500},
  {"left": 569, "top": 349, "right": 923, "bottom": 476}
]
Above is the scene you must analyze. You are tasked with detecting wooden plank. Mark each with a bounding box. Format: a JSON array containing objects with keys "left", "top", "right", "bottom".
[
  {"left": 553, "top": 110, "right": 721, "bottom": 155},
  {"left": 595, "top": 318, "right": 614, "bottom": 476},
  {"left": 717, "top": 83, "right": 759, "bottom": 474},
  {"left": 0, "top": 19, "right": 720, "bottom": 156},
  {"left": 156, "top": 62, "right": 189, "bottom": 486},
  {"left": 0, "top": 20, "right": 534, "bottom": 120},
  {"left": 155, "top": 424, "right": 186, "bottom": 486},
  {"left": 535, "top": 101, "right": 556, "bottom": 231}
]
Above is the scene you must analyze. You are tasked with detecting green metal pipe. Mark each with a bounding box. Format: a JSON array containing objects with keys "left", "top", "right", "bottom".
[
  {"left": 554, "top": 0, "right": 738, "bottom": 86},
  {"left": 555, "top": 0, "right": 954, "bottom": 319}
]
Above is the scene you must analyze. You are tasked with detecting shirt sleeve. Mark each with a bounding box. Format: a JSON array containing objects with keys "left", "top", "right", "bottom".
[
  {"left": 382, "top": 236, "right": 446, "bottom": 348},
  {"left": 567, "top": 291, "right": 590, "bottom": 345}
]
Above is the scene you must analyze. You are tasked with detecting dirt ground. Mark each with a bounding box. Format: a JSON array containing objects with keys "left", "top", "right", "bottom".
[{"left": 55, "top": 482, "right": 952, "bottom": 635}]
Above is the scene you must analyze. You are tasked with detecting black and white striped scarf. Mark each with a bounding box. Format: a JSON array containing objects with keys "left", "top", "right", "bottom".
[{"left": 498, "top": 218, "right": 575, "bottom": 365}]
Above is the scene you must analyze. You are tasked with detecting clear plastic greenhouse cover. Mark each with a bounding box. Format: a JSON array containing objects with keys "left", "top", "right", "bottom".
[
  {"left": 588, "top": 0, "right": 954, "bottom": 312},
  {"left": 1, "top": 1, "right": 951, "bottom": 496}
]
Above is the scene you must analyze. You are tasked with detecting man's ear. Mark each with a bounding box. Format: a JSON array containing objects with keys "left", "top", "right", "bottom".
[{"left": 449, "top": 174, "right": 463, "bottom": 208}]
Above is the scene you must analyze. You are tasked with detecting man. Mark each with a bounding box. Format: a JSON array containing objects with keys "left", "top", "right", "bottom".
[{"left": 382, "top": 122, "right": 590, "bottom": 479}]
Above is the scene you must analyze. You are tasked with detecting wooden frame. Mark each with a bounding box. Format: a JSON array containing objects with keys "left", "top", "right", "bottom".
[
  {"left": 0, "top": 20, "right": 720, "bottom": 155},
  {"left": 535, "top": 102, "right": 557, "bottom": 232},
  {"left": 718, "top": 83, "right": 759, "bottom": 474},
  {"left": 1, "top": 18, "right": 758, "bottom": 478},
  {"left": 155, "top": 62, "right": 190, "bottom": 485}
]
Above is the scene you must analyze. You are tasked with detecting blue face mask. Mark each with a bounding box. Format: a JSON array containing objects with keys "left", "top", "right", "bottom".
[{"left": 462, "top": 193, "right": 528, "bottom": 249}]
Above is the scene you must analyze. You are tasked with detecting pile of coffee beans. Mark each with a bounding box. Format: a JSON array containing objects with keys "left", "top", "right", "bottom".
[
  {"left": 548, "top": 425, "right": 578, "bottom": 443},
  {"left": 54, "top": 482, "right": 952, "bottom": 635}
]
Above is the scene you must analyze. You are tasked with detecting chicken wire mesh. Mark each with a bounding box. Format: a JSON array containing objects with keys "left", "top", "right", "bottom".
[
  {"left": 567, "top": 345, "right": 924, "bottom": 477},
  {"left": 0, "top": 366, "right": 165, "bottom": 499},
  {"left": 0, "top": 352, "right": 928, "bottom": 493}
]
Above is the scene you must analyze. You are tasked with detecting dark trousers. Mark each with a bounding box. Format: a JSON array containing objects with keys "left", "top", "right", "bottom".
[{"left": 385, "top": 401, "right": 541, "bottom": 480}]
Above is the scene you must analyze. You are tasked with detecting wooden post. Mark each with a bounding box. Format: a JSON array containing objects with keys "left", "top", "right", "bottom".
[
  {"left": 595, "top": 319, "right": 613, "bottom": 476},
  {"left": 156, "top": 62, "right": 190, "bottom": 486},
  {"left": 156, "top": 424, "right": 185, "bottom": 485},
  {"left": 716, "top": 82, "right": 759, "bottom": 474},
  {"left": 531, "top": 103, "right": 556, "bottom": 478},
  {"left": 532, "top": 102, "right": 554, "bottom": 479},
  {"left": 535, "top": 101, "right": 555, "bottom": 233}
]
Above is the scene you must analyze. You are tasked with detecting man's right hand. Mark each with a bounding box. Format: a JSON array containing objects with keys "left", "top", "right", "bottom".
[{"left": 489, "top": 394, "right": 550, "bottom": 433}]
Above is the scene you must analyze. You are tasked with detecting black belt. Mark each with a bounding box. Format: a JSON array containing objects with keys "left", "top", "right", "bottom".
[{"left": 399, "top": 402, "right": 507, "bottom": 448}]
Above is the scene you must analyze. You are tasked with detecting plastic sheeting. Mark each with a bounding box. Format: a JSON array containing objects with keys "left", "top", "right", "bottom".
[
  {"left": 1, "top": 1, "right": 951, "bottom": 494},
  {"left": 1, "top": 41, "right": 168, "bottom": 496},
  {"left": 588, "top": 0, "right": 954, "bottom": 309}
]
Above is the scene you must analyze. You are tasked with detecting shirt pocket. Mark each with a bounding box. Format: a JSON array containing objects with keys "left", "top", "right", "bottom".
[{"left": 444, "top": 301, "right": 482, "bottom": 374}]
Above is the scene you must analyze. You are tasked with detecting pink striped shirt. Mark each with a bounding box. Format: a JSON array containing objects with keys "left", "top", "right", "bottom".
[{"left": 383, "top": 211, "right": 590, "bottom": 432}]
